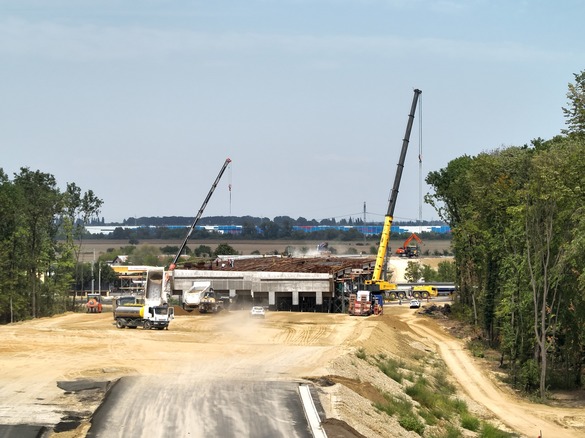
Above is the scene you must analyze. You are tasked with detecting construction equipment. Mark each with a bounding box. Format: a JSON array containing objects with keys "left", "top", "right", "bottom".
[
  {"left": 198, "top": 287, "right": 227, "bottom": 314},
  {"left": 396, "top": 232, "right": 423, "bottom": 258},
  {"left": 182, "top": 281, "right": 212, "bottom": 311},
  {"left": 348, "top": 291, "right": 383, "bottom": 316},
  {"left": 164, "top": 158, "right": 232, "bottom": 311},
  {"left": 114, "top": 303, "right": 174, "bottom": 330},
  {"left": 86, "top": 293, "right": 103, "bottom": 313},
  {"left": 168, "top": 158, "right": 232, "bottom": 272},
  {"left": 364, "top": 89, "right": 422, "bottom": 298},
  {"left": 411, "top": 285, "right": 438, "bottom": 299},
  {"left": 114, "top": 267, "right": 174, "bottom": 329}
]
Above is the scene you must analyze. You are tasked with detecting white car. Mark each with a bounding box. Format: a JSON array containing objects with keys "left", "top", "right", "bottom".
[
  {"left": 250, "top": 306, "right": 266, "bottom": 318},
  {"left": 409, "top": 299, "right": 421, "bottom": 309}
]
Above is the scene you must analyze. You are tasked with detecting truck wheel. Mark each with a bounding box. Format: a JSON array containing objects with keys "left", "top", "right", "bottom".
[
  {"left": 143, "top": 320, "right": 152, "bottom": 330},
  {"left": 421, "top": 291, "right": 429, "bottom": 299},
  {"left": 116, "top": 319, "right": 125, "bottom": 329}
]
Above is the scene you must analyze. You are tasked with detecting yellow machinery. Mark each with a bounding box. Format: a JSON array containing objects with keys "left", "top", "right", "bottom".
[{"left": 364, "top": 89, "right": 422, "bottom": 295}]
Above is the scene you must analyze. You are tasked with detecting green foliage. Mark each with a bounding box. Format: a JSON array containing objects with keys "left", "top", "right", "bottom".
[
  {"left": 193, "top": 245, "right": 213, "bottom": 257},
  {"left": 213, "top": 243, "right": 239, "bottom": 256},
  {"left": 428, "top": 425, "right": 463, "bottom": 438},
  {"left": 479, "top": 422, "right": 518, "bottom": 438},
  {"left": 405, "top": 261, "right": 423, "bottom": 282},
  {"left": 460, "top": 413, "right": 480, "bottom": 431},
  {"left": 398, "top": 414, "right": 425, "bottom": 435},
  {"left": 374, "top": 355, "right": 404, "bottom": 383},
  {"left": 426, "top": 113, "right": 585, "bottom": 395},
  {"left": 0, "top": 168, "right": 103, "bottom": 323},
  {"left": 355, "top": 347, "right": 367, "bottom": 360},
  {"left": 562, "top": 70, "right": 585, "bottom": 135}
]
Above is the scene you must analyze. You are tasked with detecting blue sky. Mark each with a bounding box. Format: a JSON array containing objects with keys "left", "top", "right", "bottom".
[{"left": 1, "top": 0, "right": 582, "bottom": 223}]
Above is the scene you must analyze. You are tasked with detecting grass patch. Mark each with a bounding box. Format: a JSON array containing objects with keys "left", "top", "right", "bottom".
[
  {"left": 355, "top": 347, "right": 367, "bottom": 360},
  {"left": 479, "top": 422, "right": 519, "bottom": 437},
  {"left": 467, "top": 339, "right": 486, "bottom": 358},
  {"left": 460, "top": 413, "right": 480, "bottom": 431},
  {"left": 398, "top": 413, "right": 426, "bottom": 435},
  {"left": 428, "top": 425, "right": 463, "bottom": 438},
  {"left": 375, "top": 355, "right": 405, "bottom": 383}
]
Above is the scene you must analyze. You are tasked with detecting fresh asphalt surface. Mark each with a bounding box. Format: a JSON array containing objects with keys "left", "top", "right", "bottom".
[{"left": 87, "top": 377, "right": 315, "bottom": 438}]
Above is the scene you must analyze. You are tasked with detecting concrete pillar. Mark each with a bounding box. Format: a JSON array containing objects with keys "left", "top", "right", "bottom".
[
  {"left": 229, "top": 289, "right": 236, "bottom": 298},
  {"left": 316, "top": 291, "right": 323, "bottom": 305},
  {"left": 292, "top": 290, "right": 299, "bottom": 312},
  {"left": 269, "top": 291, "right": 275, "bottom": 307}
]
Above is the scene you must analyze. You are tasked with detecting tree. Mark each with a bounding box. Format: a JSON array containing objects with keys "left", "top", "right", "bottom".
[
  {"left": 404, "top": 262, "right": 423, "bottom": 283},
  {"left": 214, "top": 243, "right": 238, "bottom": 256},
  {"left": 562, "top": 70, "right": 585, "bottom": 136},
  {"left": 13, "top": 168, "right": 62, "bottom": 318}
]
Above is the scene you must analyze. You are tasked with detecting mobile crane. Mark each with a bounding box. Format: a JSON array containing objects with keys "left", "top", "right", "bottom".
[
  {"left": 165, "top": 158, "right": 232, "bottom": 311},
  {"left": 364, "top": 89, "right": 422, "bottom": 300}
]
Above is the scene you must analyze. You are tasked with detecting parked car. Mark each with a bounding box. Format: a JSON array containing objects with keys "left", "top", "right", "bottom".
[
  {"left": 409, "top": 299, "right": 421, "bottom": 309},
  {"left": 250, "top": 306, "right": 266, "bottom": 318}
]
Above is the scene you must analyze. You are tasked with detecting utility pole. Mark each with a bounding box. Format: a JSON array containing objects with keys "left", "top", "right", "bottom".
[{"left": 91, "top": 249, "right": 95, "bottom": 295}]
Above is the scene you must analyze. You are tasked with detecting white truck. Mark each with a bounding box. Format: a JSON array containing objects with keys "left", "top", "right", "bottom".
[
  {"left": 182, "top": 281, "right": 212, "bottom": 311},
  {"left": 114, "top": 304, "right": 174, "bottom": 330},
  {"left": 114, "top": 268, "right": 174, "bottom": 330}
]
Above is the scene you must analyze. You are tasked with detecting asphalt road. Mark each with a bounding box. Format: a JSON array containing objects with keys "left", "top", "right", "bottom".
[{"left": 87, "top": 377, "right": 317, "bottom": 438}]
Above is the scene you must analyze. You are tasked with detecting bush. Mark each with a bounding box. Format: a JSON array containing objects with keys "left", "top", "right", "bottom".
[
  {"left": 398, "top": 414, "right": 425, "bottom": 435},
  {"left": 460, "top": 413, "right": 480, "bottom": 431}
]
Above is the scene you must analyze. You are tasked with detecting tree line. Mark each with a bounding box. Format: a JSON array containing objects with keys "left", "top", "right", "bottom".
[
  {"left": 0, "top": 168, "right": 103, "bottom": 323},
  {"left": 425, "top": 71, "right": 585, "bottom": 397}
]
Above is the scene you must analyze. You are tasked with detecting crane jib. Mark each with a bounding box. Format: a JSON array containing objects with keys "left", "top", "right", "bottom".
[
  {"left": 368, "top": 89, "right": 421, "bottom": 287},
  {"left": 171, "top": 158, "right": 232, "bottom": 268}
]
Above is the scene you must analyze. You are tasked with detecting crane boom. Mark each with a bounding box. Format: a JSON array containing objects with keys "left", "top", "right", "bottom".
[
  {"left": 367, "top": 89, "right": 422, "bottom": 290},
  {"left": 169, "top": 158, "right": 232, "bottom": 270}
]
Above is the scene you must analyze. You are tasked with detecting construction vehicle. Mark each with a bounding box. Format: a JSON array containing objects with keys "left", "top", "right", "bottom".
[
  {"left": 114, "top": 267, "right": 174, "bottom": 329},
  {"left": 348, "top": 291, "right": 383, "bottom": 316},
  {"left": 164, "top": 158, "right": 232, "bottom": 309},
  {"left": 411, "top": 285, "right": 438, "bottom": 299},
  {"left": 198, "top": 287, "right": 228, "bottom": 314},
  {"left": 363, "top": 89, "right": 422, "bottom": 300},
  {"left": 182, "top": 281, "right": 212, "bottom": 311},
  {"left": 396, "top": 233, "right": 423, "bottom": 258},
  {"left": 114, "top": 303, "right": 174, "bottom": 330},
  {"left": 86, "top": 293, "right": 103, "bottom": 313},
  {"left": 167, "top": 158, "right": 232, "bottom": 273},
  {"left": 112, "top": 295, "right": 142, "bottom": 320}
]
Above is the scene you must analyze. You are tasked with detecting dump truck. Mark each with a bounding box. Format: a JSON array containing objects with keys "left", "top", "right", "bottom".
[
  {"left": 348, "top": 291, "right": 383, "bottom": 316},
  {"left": 182, "top": 281, "right": 212, "bottom": 311},
  {"left": 114, "top": 304, "right": 174, "bottom": 330}
]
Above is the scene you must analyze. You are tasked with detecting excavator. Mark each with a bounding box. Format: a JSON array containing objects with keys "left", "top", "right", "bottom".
[
  {"left": 396, "top": 232, "right": 423, "bottom": 258},
  {"left": 364, "top": 89, "right": 422, "bottom": 300}
]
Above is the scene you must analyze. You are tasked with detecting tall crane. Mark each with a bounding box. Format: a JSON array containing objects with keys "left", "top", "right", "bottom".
[
  {"left": 365, "top": 89, "right": 422, "bottom": 295},
  {"left": 169, "top": 158, "right": 232, "bottom": 271}
]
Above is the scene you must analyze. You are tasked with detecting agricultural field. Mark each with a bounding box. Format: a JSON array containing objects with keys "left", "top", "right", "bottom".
[{"left": 79, "top": 238, "right": 452, "bottom": 262}]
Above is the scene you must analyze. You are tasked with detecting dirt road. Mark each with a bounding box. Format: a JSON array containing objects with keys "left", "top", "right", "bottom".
[{"left": 0, "top": 305, "right": 583, "bottom": 437}]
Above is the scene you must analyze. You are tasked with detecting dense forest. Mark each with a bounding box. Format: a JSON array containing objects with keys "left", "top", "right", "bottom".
[
  {"left": 1, "top": 70, "right": 584, "bottom": 398},
  {"left": 425, "top": 71, "right": 585, "bottom": 397}
]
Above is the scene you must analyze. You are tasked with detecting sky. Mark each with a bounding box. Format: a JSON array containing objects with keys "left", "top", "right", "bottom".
[{"left": 1, "top": 0, "right": 583, "bottom": 224}]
